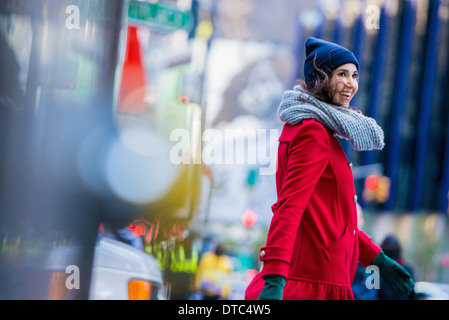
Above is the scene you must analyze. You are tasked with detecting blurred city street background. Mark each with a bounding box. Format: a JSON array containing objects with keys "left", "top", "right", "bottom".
[{"left": 0, "top": 0, "right": 449, "bottom": 300}]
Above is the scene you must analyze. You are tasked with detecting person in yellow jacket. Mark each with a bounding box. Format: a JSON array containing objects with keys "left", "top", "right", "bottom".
[{"left": 195, "top": 244, "right": 233, "bottom": 300}]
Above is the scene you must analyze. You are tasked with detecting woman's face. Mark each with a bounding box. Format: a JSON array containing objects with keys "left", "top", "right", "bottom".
[{"left": 329, "top": 63, "right": 359, "bottom": 108}]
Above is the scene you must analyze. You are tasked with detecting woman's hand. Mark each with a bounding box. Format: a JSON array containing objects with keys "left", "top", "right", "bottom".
[{"left": 372, "top": 251, "right": 415, "bottom": 296}]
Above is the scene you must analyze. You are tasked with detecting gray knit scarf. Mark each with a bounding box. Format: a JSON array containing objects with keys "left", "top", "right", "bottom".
[{"left": 278, "top": 86, "right": 385, "bottom": 151}]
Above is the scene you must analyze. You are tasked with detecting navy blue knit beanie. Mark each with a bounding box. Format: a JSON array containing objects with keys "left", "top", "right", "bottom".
[{"left": 304, "top": 37, "right": 359, "bottom": 83}]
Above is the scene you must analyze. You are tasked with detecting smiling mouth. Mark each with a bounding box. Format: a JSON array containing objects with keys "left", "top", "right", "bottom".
[{"left": 340, "top": 92, "right": 352, "bottom": 99}]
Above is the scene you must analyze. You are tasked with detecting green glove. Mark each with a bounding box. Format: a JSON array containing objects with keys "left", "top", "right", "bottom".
[
  {"left": 372, "top": 251, "right": 415, "bottom": 296},
  {"left": 257, "top": 275, "right": 286, "bottom": 300}
]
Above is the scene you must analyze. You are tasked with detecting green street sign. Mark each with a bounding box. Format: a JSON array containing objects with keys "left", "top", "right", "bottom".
[{"left": 128, "top": 0, "right": 193, "bottom": 33}]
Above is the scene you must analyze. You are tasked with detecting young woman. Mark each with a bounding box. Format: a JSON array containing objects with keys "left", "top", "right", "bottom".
[{"left": 245, "top": 37, "right": 414, "bottom": 300}]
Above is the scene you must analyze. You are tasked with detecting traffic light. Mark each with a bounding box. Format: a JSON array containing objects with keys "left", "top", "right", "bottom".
[
  {"left": 362, "top": 175, "right": 391, "bottom": 204},
  {"left": 365, "top": 175, "right": 380, "bottom": 191},
  {"left": 241, "top": 209, "right": 258, "bottom": 227}
]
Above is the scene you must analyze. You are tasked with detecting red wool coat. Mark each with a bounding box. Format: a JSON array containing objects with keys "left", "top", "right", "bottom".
[{"left": 245, "top": 119, "right": 381, "bottom": 300}]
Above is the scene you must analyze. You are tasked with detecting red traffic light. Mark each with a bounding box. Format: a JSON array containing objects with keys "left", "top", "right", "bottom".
[
  {"left": 365, "top": 175, "right": 380, "bottom": 191},
  {"left": 241, "top": 209, "right": 258, "bottom": 227}
]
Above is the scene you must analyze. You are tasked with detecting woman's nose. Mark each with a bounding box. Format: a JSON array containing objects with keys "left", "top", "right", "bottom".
[{"left": 345, "top": 77, "right": 356, "bottom": 88}]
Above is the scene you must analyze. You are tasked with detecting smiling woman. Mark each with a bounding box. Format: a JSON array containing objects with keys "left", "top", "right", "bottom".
[
  {"left": 329, "top": 64, "right": 359, "bottom": 108},
  {"left": 245, "top": 37, "right": 414, "bottom": 301},
  {"left": 297, "top": 37, "right": 360, "bottom": 110}
]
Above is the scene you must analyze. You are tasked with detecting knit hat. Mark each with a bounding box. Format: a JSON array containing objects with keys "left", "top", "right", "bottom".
[{"left": 304, "top": 37, "right": 359, "bottom": 83}]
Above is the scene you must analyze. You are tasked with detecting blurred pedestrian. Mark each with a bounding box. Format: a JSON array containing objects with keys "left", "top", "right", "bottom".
[
  {"left": 245, "top": 37, "right": 414, "bottom": 300},
  {"left": 195, "top": 244, "right": 233, "bottom": 300},
  {"left": 377, "top": 235, "right": 415, "bottom": 300}
]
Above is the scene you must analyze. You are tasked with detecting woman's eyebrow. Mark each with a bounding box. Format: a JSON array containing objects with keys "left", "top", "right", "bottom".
[{"left": 338, "top": 69, "right": 358, "bottom": 74}]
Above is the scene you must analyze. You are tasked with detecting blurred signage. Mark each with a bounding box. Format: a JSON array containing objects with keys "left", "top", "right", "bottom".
[{"left": 128, "top": 0, "right": 193, "bottom": 33}]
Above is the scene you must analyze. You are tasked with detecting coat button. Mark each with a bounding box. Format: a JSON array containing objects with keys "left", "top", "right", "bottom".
[
  {"left": 353, "top": 195, "right": 358, "bottom": 202},
  {"left": 260, "top": 250, "right": 266, "bottom": 258},
  {"left": 348, "top": 162, "right": 353, "bottom": 168}
]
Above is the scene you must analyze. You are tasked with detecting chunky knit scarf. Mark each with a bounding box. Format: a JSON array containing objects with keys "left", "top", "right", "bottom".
[{"left": 278, "top": 86, "right": 385, "bottom": 151}]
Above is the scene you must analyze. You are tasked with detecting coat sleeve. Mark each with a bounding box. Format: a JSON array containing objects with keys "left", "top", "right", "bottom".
[
  {"left": 260, "top": 120, "right": 330, "bottom": 278},
  {"left": 358, "top": 230, "right": 382, "bottom": 267}
]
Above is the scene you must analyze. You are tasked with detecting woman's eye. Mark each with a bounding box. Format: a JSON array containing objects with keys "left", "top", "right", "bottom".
[{"left": 338, "top": 72, "right": 346, "bottom": 77}]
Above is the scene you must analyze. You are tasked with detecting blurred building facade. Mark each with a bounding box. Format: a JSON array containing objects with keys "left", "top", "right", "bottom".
[{"left": 208, "top": 0, "right": 449, "bottom": 215}]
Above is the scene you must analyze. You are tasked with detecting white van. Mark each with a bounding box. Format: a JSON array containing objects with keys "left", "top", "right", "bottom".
[{"left": 46, "top": 236, "right": 164, "bottom": 300}]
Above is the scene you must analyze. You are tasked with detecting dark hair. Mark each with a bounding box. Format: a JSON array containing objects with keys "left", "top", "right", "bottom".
[
  {"left": 215, "top": 244, "right": 225, "bottom": 256},
  {"left": 381, "top": 235, "right": 402, "bottom": 260}
]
